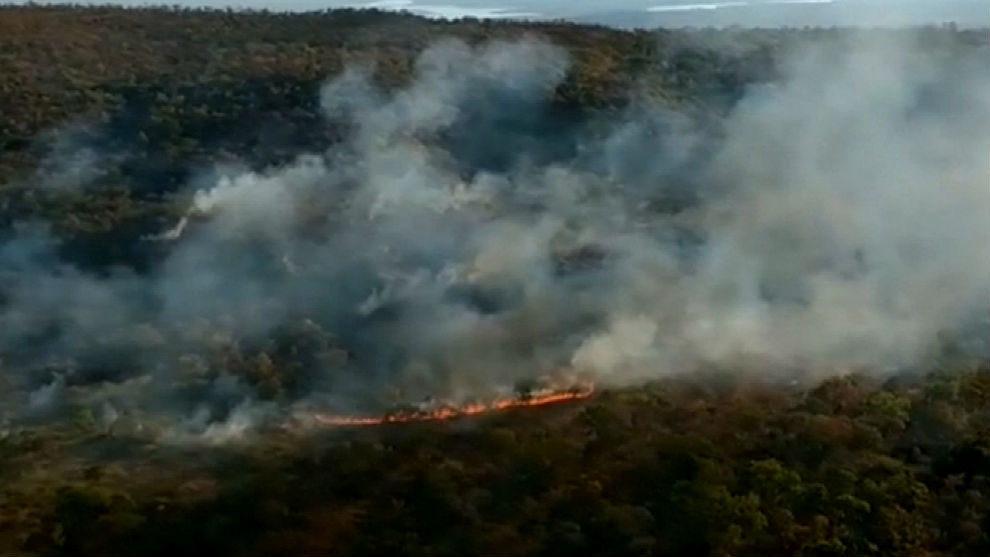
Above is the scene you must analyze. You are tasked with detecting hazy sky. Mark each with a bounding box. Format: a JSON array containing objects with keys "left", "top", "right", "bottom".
[{"left": 8, "top": 0, "right": 990, "bottom": 27}]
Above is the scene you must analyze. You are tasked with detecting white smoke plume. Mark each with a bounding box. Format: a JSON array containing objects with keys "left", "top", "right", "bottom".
[
  {"left": 636, "top": 32, "right": 989, "bottom": 377},
  {"left": 1, "top": 32, "right": 987, "bottom": 439}
]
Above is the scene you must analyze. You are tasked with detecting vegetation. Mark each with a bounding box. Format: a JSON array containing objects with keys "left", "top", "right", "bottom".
[
  {"left": 0, "top": 6, "right": 986, "bottom": 556},
  {"left": 1, "top": 367, "right": 986, "bottom": 556},
  {"left": 2, "top": 5, "right": 983, "bottom": 272},
  {"left": 0, "top": 4, "right": 793, "bottom": 273}
]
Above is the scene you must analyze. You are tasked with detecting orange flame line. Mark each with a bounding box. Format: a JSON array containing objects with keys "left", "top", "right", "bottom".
[{"left": 309, "top": 383, "right": 595, "bottom": 427}]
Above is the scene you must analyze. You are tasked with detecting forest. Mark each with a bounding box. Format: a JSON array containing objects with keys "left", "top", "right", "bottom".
[{"left": 0, "top": 5, "right": 988, "bottom": 556}]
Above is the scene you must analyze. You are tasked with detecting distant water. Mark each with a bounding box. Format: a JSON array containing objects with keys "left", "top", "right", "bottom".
[
  {"left": 647, "top": 2, "right": 750, "bottom": 13},
  {"left": 646, "top": 0, "right": 834, "bottom": 13},
  {"left": 349, "top": 0, "right": 987, "bottom": 28},
  {"left": 362, "top": 0, "right": 540, "bottom": 19}
]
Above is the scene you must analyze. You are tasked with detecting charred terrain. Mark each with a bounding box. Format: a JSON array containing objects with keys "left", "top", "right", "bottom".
[{"left": 0, "top": 5, "right": 988, "bottom": 557}]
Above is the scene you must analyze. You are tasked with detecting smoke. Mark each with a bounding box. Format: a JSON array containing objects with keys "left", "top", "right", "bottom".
[
  {"left": 1, "top": 32, "right": 987, "bottom": 440},
  {"left": 31, "top": 122, "right": 119, "bottom": 191},
  {"left": 664, "top": 33, "right": 990, "bottom": 373}
]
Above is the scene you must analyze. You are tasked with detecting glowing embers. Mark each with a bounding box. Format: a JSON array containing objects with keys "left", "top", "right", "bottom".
[{"left": 308, "top": 381, "right": 595, "bottom": 427}]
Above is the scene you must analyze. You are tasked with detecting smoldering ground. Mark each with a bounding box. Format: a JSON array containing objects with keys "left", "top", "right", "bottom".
[{"left": 1, "top": 31, "right": 987, "bottom": 441}]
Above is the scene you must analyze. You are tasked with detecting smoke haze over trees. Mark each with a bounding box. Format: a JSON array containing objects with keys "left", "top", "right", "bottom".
[{"left": 0, "top": 5, "right": 987, "bottom": 556}]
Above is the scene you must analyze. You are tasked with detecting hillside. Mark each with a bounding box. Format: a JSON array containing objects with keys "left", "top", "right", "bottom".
[{"left": 0, "top": 6, "right": 987, "bottom": 557}]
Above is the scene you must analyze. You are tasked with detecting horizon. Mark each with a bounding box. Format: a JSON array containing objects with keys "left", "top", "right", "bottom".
[{"left": 5, "top": 0, "right": 989, "bottom": 28}]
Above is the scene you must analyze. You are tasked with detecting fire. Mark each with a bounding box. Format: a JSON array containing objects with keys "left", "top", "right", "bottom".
[{"left": 306, "top": 382, "right": 595, "bottom": 428}]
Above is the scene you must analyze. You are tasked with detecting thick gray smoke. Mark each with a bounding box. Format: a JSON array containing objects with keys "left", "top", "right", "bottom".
[
  {"left": 574, "top": 34, "right": 990, "bottom": 381},
  {"left": 1, "top": 33, "right": 987, "bottom": 440}
]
